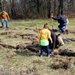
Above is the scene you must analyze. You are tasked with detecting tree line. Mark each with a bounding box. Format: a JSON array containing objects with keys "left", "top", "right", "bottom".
[{"left": 0, "top": 0, "right": 75, "bottom": 19}]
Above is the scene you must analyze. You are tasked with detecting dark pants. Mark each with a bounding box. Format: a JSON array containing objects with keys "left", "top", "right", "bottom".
[{"left": 40, "top": 45, "right": 50, "bottom": 56}]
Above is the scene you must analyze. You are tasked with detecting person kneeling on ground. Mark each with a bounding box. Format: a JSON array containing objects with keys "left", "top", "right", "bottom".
[
  {"left": 52, "top": 14, "right": 69, "bottom": 34},
  {"left": 49, "top": 30, "right": 64, "bottom": 53}
]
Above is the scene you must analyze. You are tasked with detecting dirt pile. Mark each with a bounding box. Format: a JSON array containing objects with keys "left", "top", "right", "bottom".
[
  {"left": 59, "top": 49, "right": 75, "bottom": 56},
  {"left": 63, "top": 38, "right": 75, "bottom": 43},
  {"left": 51, "top": 58, "right": 70, "bottom": 69}
]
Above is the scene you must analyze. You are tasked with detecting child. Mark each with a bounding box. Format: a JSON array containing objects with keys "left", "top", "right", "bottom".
[{"left": 38, "top": 23, "right": 52, "bottom": 57}]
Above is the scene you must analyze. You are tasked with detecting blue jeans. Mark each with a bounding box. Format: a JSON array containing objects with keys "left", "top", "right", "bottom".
[
  {"left": 1, "top": 19, "right": 8, "bottom": 28},
  {"left": 58, "top": 24, "right": 65, "bottom": 32},
  {"left": 40, "top": 45, "right": 50, "bottom": 56},
  {"left": 58, "top": 23, "right": 67, "bottom": 32}
]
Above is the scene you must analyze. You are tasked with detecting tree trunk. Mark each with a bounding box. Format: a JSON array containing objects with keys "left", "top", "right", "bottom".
[
  {"left": 10, "top": 0, "right": 16, "bottom": 18},
  {"left": 58, "top": 0, "right": 63, "bottom": 14},
  {"left": 47, "top": 0, "right": 51, "bottom": 18},
  {"left": 54, "top": 0, "right": 56, "bottom": 15},
  {"left": 0, "top": 2, "right": 2, "bottom": 11}
]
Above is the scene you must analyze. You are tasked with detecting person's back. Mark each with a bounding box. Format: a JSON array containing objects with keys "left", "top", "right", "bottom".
[
  {"left": 38, "top": 28, "right": 52, "bottom": 46},
  {"left": 49, "top": 32, "right": 64, "bottom": 51},
  {"left": 39, "top": 28, "right": 50, "bottom": 40},
  {"left": 57, "top": 14, "right": 67, "bottom": 24}
]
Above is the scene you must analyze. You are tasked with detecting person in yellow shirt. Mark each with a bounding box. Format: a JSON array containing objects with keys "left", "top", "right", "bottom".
[
  {"left": 0, "top": 11, "right": 10, "bottom": 28},
  {"left": 38, "top": 23, "right": 52, "bottom": 57}
]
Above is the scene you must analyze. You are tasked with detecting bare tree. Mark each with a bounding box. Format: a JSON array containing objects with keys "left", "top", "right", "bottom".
[
  {"left": 0, "top": 2, "right": 2, "bottom": 11},
  {"left": 58, "top": 0, "right": 64, "bottom": 14},
  {"left": 47, "top": 0, "right": 51, "bottom": 18},
  {"left": 0, "top": 0, "right": 75, "bottom": 19}
]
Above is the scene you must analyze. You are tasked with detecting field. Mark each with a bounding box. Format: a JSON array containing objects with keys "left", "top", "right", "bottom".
[{"left": 0, "top": 19, "right": 75, "bottom": 75}]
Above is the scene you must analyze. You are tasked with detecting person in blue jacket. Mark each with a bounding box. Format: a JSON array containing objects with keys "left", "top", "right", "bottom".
[{"left": 52, "top": 14, "right": 68, "bottom": 33}]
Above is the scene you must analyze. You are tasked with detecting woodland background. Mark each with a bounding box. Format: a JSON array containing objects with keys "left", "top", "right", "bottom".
[{"left": 0, "top": 0, "right": 75, "bottom": 19}]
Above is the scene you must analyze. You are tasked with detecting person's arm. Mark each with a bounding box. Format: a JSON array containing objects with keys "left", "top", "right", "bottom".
[
  {"left": 52, "top": 15, "right": 61, "bottom": 21},
  {"left": 48, "top": 31, "right": 52, "bottom": 43},
  {"left": 52, "top": 17, "right": 58, "bottom": 20},
  {"left": 6, "top": 13, "right": 10, "bottom": 20}
]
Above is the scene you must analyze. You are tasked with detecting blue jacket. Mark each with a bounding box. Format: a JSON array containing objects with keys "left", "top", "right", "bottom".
[{"left": 52, "top": 14, "right": 67, "bottom": 24}]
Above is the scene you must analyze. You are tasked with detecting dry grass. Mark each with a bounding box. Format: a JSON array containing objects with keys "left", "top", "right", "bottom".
[{"left": 0, "top": 19, "right": 75, "bottom": 75}]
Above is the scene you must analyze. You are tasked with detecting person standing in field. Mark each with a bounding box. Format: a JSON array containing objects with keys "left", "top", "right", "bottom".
[
  {"left": 38, "top": 23, "right": 52, "bottom": 57},
  {"left": 0, "top": 11, "right": 10, "bottom": 28},
  {"left": 52, "top": 14, "right": 69, "bottom": 33}
]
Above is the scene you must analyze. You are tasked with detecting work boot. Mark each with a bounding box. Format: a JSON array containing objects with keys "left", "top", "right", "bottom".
[
  {"left": 0, "top": 26, "right": 4, "bottom": 28},
  {"left": 65, "top": 29, "right": 69, "bottom": 34}
]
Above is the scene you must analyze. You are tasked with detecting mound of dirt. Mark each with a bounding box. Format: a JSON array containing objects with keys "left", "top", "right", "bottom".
[
  {"left": 0, "top": 43, "right": 16, "bottom": 49},
  {"left": 20, "top": 68, "right": 38, "bottom": 75},
  {"left": 63, "top": 38, "right": 75, "bottom": 43},
  {"left": 59, "top": 49, "right": 75, "bottom": 56},
  {"left": 51, "top": 29, "right": 75, "bottom": 34},
  {"left": 51, "top": 58, "right": 70, "bottom": 69},
  {"left": 16, "top": 43, "right": 27, "bottom": 50},
  {"left": 26, "top": 45, "right": 39, "bottom": 53},
  {"left": 8, "top": 34, "right": 19, "bottom": 38},
  {"left": 0, "top": 31, "right": 13, "bottom": 35}
]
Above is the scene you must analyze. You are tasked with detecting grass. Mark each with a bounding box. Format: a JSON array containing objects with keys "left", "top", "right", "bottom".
[
  {"left": 0, "top": 18, "right": 75, "bottom": 75},
  {"left": 9, "top": 18, "right": 75, "bottom": 28}
]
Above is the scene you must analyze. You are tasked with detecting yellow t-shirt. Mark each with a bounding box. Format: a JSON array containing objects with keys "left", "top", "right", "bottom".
[{"left": 38, "top": 28, "right": 52, "bottom": 46}]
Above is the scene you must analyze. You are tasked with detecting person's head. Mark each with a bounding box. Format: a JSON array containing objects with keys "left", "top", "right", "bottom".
[
  {"left": 57, "top": 14, "right": 61, "bottom": 17},
  {"left": 64, "top": 15, "right": 67, "bottom": 18},
  {"left": 2, "top": 10, "right": 5, "bottom": 13},
  {"left": 43, "top": 23, "right": 50, "bottom": 30}
]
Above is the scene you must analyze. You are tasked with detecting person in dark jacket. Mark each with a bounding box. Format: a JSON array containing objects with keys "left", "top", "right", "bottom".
[
  {"left": 52, "top": 14, "right": 68, "bottom": 33},
  {"left": 49, "top": 30, "right": 64, "bottom": 52},
  {"left": 50, "top": 31, "right": 57, "bottom": 51}
]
